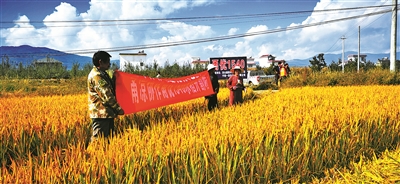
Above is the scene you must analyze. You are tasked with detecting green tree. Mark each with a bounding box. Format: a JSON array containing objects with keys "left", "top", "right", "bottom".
[
  {"left": 363, "top": 60, "right": 377, "bottom": 71},
  {"left": 1, "top": 55, "right": 11, "bottom": 77},
  {"left": 378, "top": 57, "right": 390, "bottom": 69},
  {"left": 377, "top": 57, "right": 400, "bottom": 72},
  {"left": 152, "top": 60, "right": 159, "bottom": 71},
  {"left": 328, "top": 61, "right": 341, "bottom": 72},
  {"left": 70, "top": 63, "right": 80, "bottom": 78},
  {"left": 346, "top": 59, "right": 376, "bottom": 72},
  {"left": 309, "top": 53, "right": 327, "bottom": 72}
]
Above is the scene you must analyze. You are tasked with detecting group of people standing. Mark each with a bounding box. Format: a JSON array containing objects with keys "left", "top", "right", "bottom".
[
  {"left": 273, "top": 61, "right": 291, "bottom": 86},
  {"left": 205, "top": 64, "right": 246, "bottom": 111},
  {"left": 206, "top": 61, "right": 292, "bottom": 112},
  {"left": 86, "top": 51, "right": 246, "bottom": 147}
]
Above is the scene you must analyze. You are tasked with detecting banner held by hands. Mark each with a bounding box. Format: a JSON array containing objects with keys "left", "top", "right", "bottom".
[{"left": 115, "top": 70, "right": 214, "bottom": 114}]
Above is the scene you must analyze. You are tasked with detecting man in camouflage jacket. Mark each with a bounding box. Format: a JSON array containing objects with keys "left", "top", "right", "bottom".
[{"left": 88, "top": 51, "right": 124, "bottom": 143}]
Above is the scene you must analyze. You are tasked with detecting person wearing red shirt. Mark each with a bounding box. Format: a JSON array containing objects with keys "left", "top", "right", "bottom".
[{"left": 227, "top": 66, "right": 245, "bottom": 106}]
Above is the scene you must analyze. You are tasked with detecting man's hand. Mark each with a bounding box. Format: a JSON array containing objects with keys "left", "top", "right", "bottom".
[
  {"left": 118, "top": 109, "right": 125, "bottom": 115},
  {"left": 233, "top": 86, "right": 237, "bottom": 90}
]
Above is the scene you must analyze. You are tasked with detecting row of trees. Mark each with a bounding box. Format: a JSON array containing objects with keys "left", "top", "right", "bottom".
[
  {"left": 0, "top": 57, "right": 208, "bottom": 79},
  {"left": 0, "top": 59, "right": 91, "bottom": 79},
  {"left": 308, "top": 53, "right": 399, "bottom": 72},
  {"left": 1, "top": 53, "right": 398, "bottom": 79},
  {"left": 122, "top": 60, "right": 206, "bottom": 78}
]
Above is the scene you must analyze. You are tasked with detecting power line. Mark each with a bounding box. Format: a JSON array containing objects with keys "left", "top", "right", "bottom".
[
  {"left": 1, "top": 4, "right": 394, "bottom": 44},
  {"left": 1, "top": 4, "right": 394, "bottom": 29},
  {"left": 323, "top": 0, "right": 392, "bottom": 54},
  {"left": 1, "top": 14, "right": 311, "bottom": 29},
  {"left": 3, "top": 8, "right": 391, "bottom": 58},
  {"left": 325, "top": 11, "right": 390, "bottom": 54},
  {"left": 3, "top": 14, "right": 312, "bottom": 41}
]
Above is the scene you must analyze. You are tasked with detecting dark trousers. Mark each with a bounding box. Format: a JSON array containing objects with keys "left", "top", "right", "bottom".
[
  {"left": 275, "top": 74, "right": 280, "bottom": 85},
  {"left": 233, "top": 89, "right": 243, "bottom": 105},
  {"left": 280, "top": 76, "right": 287, "bottom": 83},
  {"left": 207, "top": 95, "right": 218, "bottom": 111},
  {"left": 91, "top": 118, "right": 115, "bottom": 142}
]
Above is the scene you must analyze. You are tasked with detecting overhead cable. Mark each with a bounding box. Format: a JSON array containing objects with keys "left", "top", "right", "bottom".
[
  {"left": 0, "top": 4, "right": 394, "bottom": 28},
  {"left": 3, "top": 8, "right": 391, "bottom": 58}
]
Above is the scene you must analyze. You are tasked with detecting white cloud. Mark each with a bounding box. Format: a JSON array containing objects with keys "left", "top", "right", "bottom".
[
  {"left": 220, "top": 41, "right": 253, "bottom": 58},
  {"left": 228, "top": 28, "right": 238, "bottom": 35},
  {"left": 281, "top": 47, "right": 314, "bottom": 60},
  {"left": 244, "top": 25, "right": 268, "bottom": 42},
  {"left": 141, "top": 21, "right": 215, "bottom": 65},
  {"left": 42, "top": 3, "right": 83, "bottom": 49},
  {"left": 158, "top": 21, "right": 213, "bottom": 40},
  {"left": 191, "top": 0, "right": 213, "bottom": 6},
  {"left": 257, "top": 44, "right": 274, "bottom": 58},
  {"left": 44, "top": 2, "right": 80, "bottom": 22},
  {"left": 3, "top": 16, "right": 45, "bottom": 46},
  {"left": 148, "top": 46, "right": 194, "bottom": 67},
  {"left": 119, "top": 2, "right": 153, "bottom": 19},
  {"left": 204, "top": 44, "right": 223, "bottom": 52},
  {"left": 0, "top": 0, "right": 395, "bottom": 67},
  {"left": 1, "top": 1, "right": 214, "bottom": 62},
  {"left": 266, "top": 0, "right": 393, "bottom": 63}
]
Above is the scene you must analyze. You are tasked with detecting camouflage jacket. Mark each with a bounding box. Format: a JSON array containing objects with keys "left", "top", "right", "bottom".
[{"left": 87, "top": 67, "right": 123, "bottom": 118}]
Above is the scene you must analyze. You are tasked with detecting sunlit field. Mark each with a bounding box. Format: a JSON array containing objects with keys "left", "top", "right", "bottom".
[{"left": 1, "top": 85, "right": 400, "bottom": 183}]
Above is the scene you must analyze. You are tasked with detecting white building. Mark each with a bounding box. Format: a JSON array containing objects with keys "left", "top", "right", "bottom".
[
  {"left": 347, "top": 54, "right": 367, "bottom": 63},
  {"left": 259, "top": 54, "right": 272, "bottom": 67},
  {"left": 191, "top": 57, "right": 208, "bottom": 68},
  {"left": 339, "top": 54, "right": 368, "bottom": 66},
  {"left": 119, "top": 51, "right": 147, "bottom": 71},
  {"left": 247, "top": 57, "right": 256, "bottom": 69},
  {"left": 259, "top": 54, "right": 285, "bottom": 67}
]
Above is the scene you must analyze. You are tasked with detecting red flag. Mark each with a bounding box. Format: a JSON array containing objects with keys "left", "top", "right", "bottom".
[{"left": 115, "top": 70, "right": 214, "bottom": 114}]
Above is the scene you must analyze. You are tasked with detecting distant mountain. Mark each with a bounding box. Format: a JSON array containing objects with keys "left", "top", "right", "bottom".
[
  {"left": 287, "top": 52, "right": 392, "bottom": 67},
  {"left": 0, "top": 45, "right": 118, "bottom": 70}
]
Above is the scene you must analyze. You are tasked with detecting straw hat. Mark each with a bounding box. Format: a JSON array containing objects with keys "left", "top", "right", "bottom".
[
  {"left": 230, "top": 65, "right": 244, "bottom": 73},
  {"left": 207, "top": 64, "right": 216, "bottom": 71}
]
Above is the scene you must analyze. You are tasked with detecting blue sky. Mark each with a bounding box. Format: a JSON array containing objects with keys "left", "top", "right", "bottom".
[{"left": 0, "top": 0, "right": 395, "bottom": 66}]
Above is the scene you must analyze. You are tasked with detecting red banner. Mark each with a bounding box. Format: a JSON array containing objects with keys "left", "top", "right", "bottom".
[{"left": 115, "top": 70, "right": 214, "bottom": 114}]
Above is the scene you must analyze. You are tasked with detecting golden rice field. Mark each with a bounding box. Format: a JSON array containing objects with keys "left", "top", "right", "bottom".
[{"left": 1, "top": 85, "right": 400, "bottom": 183}]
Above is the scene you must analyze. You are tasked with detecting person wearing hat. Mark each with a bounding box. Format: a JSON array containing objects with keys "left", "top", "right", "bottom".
[
  {"left": 156, "top": 71, "right": 161, "bottom": 78},
  {"left": 205, "top": 64, "right": 220, "bottom": 111},
  {"left": 227, "top": 65, "right": 245, "bottom": 106}
]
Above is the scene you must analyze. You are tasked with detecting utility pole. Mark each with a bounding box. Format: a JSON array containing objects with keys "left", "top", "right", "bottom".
[
  {"left": 358, "top": 26, "right": 360, "bottom": 73},
  {"left": 390, "top": 0, "right": 397, "bottom": 72},
  {"left": 341, "top": 35, "right": 346, "bottom": 73}
]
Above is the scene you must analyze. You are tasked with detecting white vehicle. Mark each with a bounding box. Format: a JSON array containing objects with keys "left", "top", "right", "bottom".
[{"left": 243, "top": 70, "right": 275, "bottom": 86}]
